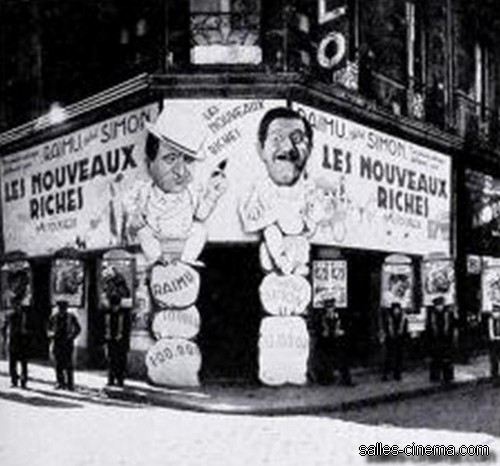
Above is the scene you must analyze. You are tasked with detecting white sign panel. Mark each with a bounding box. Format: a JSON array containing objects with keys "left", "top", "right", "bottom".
[
  {"left": 146, "top": 338, "right": 201, "bottom": 387},
  {"left": 258, "top": 316, "right": 309, "bottom": 386},
  {"left": 152, "top": 306, "right": 201, "bottom": 339},
  {"left": 292, "top": 103, "right": 451, "bottom": 255},
  {"left": 259, "top": 273, "right": 311, "bottom": 316},
  {"left": 150, "top": 262, "right": 200, "bottom": 309},
  {"left": 312, "top": 259, "right": 348, "bottom": 308},
  {"left": 0, "top": 104, "right": 159, "bottom": 255}
]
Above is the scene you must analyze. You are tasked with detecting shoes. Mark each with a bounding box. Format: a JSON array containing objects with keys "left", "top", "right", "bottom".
[
  {"left": 54, "top": 384, "right": 64, "bottom": 390},
  {"left": 10, "top": 381, "right": 18, "bottom": 388}
]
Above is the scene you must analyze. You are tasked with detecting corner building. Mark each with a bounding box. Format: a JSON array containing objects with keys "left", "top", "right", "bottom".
[{"left": 0, "top": 0, "right": 498, "bottom": 384}]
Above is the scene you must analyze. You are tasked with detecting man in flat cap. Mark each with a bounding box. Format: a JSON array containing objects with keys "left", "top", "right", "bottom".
[{"left": 47, "top": 300, "right": 81, "bottom": 390}]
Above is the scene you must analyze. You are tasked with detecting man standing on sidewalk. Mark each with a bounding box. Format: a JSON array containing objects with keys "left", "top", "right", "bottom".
[
  {"left": 1, "top": 298, "right": 30, "bottom": 388},
  {"left": 427, "top": 296, "right": 457, "bottom": 384},
  {"left": 381, "top": 302, "right": 408, "bottom": 381},
  {"left": 104, "top": 294, "right": 131, "bottom": 387},
  {"left": 47, "top": 300, "right": 81, "bottom": 390}
]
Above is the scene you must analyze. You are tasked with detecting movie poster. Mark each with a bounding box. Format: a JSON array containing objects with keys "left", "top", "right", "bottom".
[
  {"left": 422, "top": 258, "right": 455, "bottom": 306},
  {"left": 0, "top": 261, "right": 32, "bottom": 308},
  {"left": 381, "top": 260, "right": 414, "bottom": 309},
  {"left": 51, "top": 259, "right": 85, "bottom": 307},
  {"left": 312, "top": 259, "right": 348, "bottom": 308}
]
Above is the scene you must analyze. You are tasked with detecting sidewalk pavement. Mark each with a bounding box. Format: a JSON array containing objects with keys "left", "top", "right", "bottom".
[{"left": 0, "top": 356, "right": 493, "bottom": 415}]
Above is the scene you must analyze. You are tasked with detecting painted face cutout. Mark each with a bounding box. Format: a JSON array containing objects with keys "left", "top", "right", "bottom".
[
  {"left": 260, "top": 118, "right": 311, "bottom": 186},
  {"left": 149, "top": 140, "right": 194, "bottom": 193}
]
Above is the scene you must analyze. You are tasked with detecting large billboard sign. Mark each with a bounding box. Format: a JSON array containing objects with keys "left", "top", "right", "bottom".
[
  {"left": 1, "top": 99, "right": 451, "bottom": 257},
  {"left": 1, "top": 104, "right": 159, "bottom": 255},
  {"left": 292, "top": 103, "right": 451, "bottom": 255}
]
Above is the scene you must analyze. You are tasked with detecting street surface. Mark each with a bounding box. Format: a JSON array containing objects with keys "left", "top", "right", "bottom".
[{"left": 0, "top": 376, "right": 499, "bottom": 466}]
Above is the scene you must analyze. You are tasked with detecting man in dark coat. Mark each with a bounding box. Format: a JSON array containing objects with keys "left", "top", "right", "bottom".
[
  {"left": 310, "top": 297, "right": 352, "bottom": 386},
  {"left": 427, "top": 296, "right": 457, "bottom": 384},
  {"left": 104, "top": 294, "right": 131, "bottom": 387},
  {"left": 2, "top": 298, "right": 30, "bottom": 388},
  {"left": 47, "top": 300, "right": 81, "bottom": 390},
  {"left": 381, "top": 302, "right": 408, "bottom": 381}
]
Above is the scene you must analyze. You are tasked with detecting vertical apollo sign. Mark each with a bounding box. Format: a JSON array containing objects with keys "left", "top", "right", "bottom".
[{"left": 315, "top": 0, "right": 349, "bottom": 82}]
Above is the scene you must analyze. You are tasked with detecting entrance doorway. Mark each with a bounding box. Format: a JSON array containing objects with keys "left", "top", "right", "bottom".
[{"left": 197, "top": 244, "right": 261, "bottom": 384}]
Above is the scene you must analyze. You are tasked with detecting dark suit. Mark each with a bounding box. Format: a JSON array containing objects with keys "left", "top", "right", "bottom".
[
  {"left": 310, "top": 307, "right": 352, "bottom": 385},
  {"left": 48, "top": 311, "right": 81, "bottom": 389},
  {"left": 104, "top": 307, "right": 131, "bottom": 386},
  {"left": 427, "top": 306, "right": 456, "bottom": 383},
  {"left": 3, "top": 307, "right": 30, "bottom": 387},
  {"left": 381, "top": 308, "right": 408, "bottom": 381}
]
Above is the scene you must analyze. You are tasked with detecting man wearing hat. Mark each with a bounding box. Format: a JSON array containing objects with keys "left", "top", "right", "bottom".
[
  {"left": 310, "top": 296, "right": 353, "bottom": 385},
  {"left": 47, "top": 300, "right": 81, "bottom": 390},
  {"left": 125, "top": 108, "right": 227, "bottom": 266},
  {"left": 426, "top": 296, "right": 457, "bottom": 384},
  {"left": 2, "top": 297, "right": 30, "bottom": 388}
]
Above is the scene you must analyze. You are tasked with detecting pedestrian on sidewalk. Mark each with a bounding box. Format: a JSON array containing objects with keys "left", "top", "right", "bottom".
[
  {"left": 104, "top": 294, "right": 131, "bottom": 387},
  {"left": 426, "top": 296, "right": 457, "bottom": 384},
  {"left": 381, "top": 302, "right": 408, "bottom": 381},
  {"left": 310, "top": 298, "right": 353, "bottom": 386},
  {"left": 47, "top": 300, "right": 81, "bottom": 390},
  {"left": 1, "top": 297, "right": 30, "bottom": 388},
  {"left": 487, "top": 304, "right": 500, "bottom": 385}
]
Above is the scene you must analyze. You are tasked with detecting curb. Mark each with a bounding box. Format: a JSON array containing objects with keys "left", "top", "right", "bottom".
[
  {"left": 0, "top": 367, "right": 492, "bottom": 416},
  {"left": 102, "top": 376, "right": 493, "bottom": 416}
]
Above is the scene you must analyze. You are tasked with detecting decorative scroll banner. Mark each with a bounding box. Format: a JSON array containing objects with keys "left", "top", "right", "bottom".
[
  {"left": 422, "top": 258, "right": 455, "bottom": 306},
  {"left": 149, "top": 262, "right": 200, "bottom": 309},
  {"left": 146, "top": 338, "right": 202, "bottom": 387},
  {"left": 481, "top": 266, "right": 500, "bottom": 312},
  {"left": 152, "top": 306, "right": 201, "bottom": 340},
  {"left": 258, "top": 316, "right": 310, "bottom": 386},
  {"left": 312, "top": 259, "right": 348, "bottom": 308},
  {"left": 259, "top": 273, "right": 311, "bottom": 316},
  {"left": 381, "top": 256, "right": 414, "bottom": 310},
  {"left": 0, "top": 104, "right": 159, "bottom": 256},
  {"left": 1, "top": 261, "right": 32, "bottom": 308},
  {"left": 51, "top": 258, "right": 85, "bottom": 307}
]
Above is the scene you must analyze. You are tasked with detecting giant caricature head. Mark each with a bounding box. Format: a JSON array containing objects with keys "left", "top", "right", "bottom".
[
  {"left": 258, "top": 108, "right": 313, "bottom": 187},
  {"left": 145, "top": 134, "right": 196, "bottom": 194},
  {"left": 145, "top": 109, "right": 205, "bottom": 194}
]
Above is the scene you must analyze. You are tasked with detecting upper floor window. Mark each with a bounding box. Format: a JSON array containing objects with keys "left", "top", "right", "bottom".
[{"left": 189, "top": 0, "right": 262, "bottom": 65}]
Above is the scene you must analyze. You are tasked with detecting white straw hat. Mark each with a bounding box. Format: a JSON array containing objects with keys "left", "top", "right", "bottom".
[{"left": 145, "top": 105, "right": 207, "bottom": 160}]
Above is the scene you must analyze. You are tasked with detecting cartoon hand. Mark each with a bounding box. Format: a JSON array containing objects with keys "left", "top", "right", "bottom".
[{"left": 207, "top": 171, "right": 228, "bottom": 200}]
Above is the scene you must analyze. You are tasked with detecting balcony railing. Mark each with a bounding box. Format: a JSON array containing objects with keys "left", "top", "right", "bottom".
[{"left": 455, "top": 91, "right": 500, "bottom": 150}]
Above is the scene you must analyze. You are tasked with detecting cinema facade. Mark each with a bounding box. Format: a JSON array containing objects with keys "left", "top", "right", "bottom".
[{"left": 0, "top": 69, "right": 462, "bottom": 387}]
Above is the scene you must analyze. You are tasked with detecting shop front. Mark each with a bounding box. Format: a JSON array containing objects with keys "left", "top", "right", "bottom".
[
  {"left": 462, "top": 168, "right": 500, "bottom": 353},
  {"left": 0, "top": 90, "right": 454, "bottom": 387}
]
